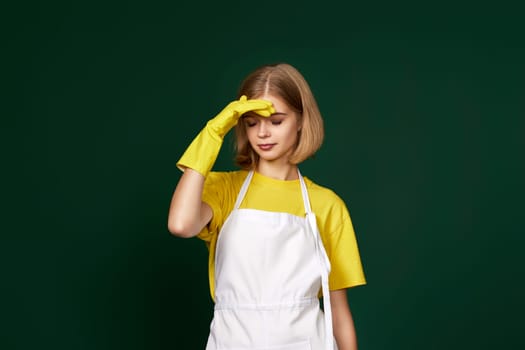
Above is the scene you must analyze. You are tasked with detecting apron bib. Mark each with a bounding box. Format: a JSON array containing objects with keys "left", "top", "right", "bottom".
[{"left": 205, "top": 171, "right": 335, "bottom": 350}]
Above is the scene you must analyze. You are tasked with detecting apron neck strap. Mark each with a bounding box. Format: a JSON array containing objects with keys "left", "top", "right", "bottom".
[
  {"left": 233, "top": 171, "right": 254, "bottom": 209},
  {"left": 297, "top": 169, "right": 312, "bottom": 214}
]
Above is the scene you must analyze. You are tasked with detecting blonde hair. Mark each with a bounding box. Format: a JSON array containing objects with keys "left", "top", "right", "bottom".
[{"left": 234, "top": 63, "right": 324, "bottom": 169}]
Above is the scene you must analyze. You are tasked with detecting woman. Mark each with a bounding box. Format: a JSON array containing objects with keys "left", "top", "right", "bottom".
[{"left": 168, "top": 63, "right": 366, "bottom": 350}]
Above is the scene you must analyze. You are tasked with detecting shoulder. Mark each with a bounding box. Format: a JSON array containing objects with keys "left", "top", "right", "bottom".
[
  {"left": 304, "top": 176, "right": 348, "bottom": 209},
  {"left": 303, "top": 176, "right": 352, "bottom": 230},
  {"left": 202, "top": 170, "right": 249, "bottom": 227},
  {"left": 205, "top": 170, "right": 249, "bottom": 188},
  {"left": 203, "top": 170, "right": 249, "bottom": 205}
]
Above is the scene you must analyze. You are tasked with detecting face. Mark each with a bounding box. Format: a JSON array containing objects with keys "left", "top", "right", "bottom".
[{"left": 242, "top": 93, "right": 301, "bottom": 165}]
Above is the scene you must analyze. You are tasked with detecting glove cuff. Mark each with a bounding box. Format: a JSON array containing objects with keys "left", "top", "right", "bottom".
[{"left": 176, "top": 126, "right": 224, "bottom": 177}]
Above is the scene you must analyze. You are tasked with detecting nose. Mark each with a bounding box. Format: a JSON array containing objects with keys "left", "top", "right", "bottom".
[{"left": 257, "top": 120, "right": 270, "bottom": 138}]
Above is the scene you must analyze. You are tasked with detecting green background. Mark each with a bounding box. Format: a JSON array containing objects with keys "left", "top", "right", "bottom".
[{"left": 3, "top": 1, "right": 524, "bottom": 349}]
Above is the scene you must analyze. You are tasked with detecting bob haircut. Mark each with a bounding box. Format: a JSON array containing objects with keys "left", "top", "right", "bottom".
[{"left": 234, "top": 63, "right": 324, "bottom": 169}]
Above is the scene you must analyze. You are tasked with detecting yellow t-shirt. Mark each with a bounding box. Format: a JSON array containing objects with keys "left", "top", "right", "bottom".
[{"left": 198, "top": 170, "right": 366, "bottom": 299}]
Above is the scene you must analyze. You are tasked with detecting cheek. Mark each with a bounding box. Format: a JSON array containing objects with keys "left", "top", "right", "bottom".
[
  {"left": 284, "top": 127, "right": 300, "bottom": 144},
  {"left": 245, "top": 128, "right": 258, "bottom": 144}
]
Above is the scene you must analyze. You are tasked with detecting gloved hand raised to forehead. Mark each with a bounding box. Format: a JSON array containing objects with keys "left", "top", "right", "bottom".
[
  {"left": 207, "top": 95, "right": 275, "bottom": 138},
  {"left": 177, "top": 96, "right": 275, "bottom": 177}
]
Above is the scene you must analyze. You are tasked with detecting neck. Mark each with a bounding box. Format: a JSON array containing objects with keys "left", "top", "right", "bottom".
[{"left": 256, "top": 161, "right": 298, "bottom": 181}]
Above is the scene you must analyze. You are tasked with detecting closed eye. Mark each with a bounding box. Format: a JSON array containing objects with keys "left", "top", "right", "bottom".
[{"left": 244, "top": 119, "right": 257, "bottom": 127}]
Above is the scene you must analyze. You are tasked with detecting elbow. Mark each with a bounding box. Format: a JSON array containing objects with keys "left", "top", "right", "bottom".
[{"left": 168, "top": 219, "right": 198, "bottom": 238}]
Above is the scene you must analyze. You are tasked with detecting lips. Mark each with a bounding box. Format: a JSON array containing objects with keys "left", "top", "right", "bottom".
[{"left": 258, "top": 143, "right": 276, "bottom": 151}]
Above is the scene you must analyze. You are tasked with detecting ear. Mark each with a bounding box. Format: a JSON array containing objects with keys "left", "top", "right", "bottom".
[{"left": 297, "top": 113, "right": 303, "bottom": 132}]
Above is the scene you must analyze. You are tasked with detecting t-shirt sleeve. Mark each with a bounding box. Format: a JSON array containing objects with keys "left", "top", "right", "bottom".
[
  {"left": 322, "top": 196, "right": 367, "bottom": 290},
  {"left": 197, "top": 172, "right": 237, "bottom": 243}
]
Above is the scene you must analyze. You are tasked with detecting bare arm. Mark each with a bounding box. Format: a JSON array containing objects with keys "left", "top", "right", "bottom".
[
  {"left": 167, "top": 97, "right": 274, "bottom": 238},
  {"left": 167, "top": 168, "right": 213, "bottom": 238},
  {"left": 331, "top": 289, "right": 358, "bottom": 350}
]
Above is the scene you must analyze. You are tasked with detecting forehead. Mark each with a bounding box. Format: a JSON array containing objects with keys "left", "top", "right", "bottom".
[{"left": 254, "top": 93, "right": 291, "bottom": 112}]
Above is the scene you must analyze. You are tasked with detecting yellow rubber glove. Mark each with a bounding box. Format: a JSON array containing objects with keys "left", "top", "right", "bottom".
[{"left": 177, "top": 96, "right": 275, "bottom": 177}]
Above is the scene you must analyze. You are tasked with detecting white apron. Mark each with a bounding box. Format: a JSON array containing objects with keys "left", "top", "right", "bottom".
[{"left": 205, "top": 171, "right": 336, "bottom": 350}]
